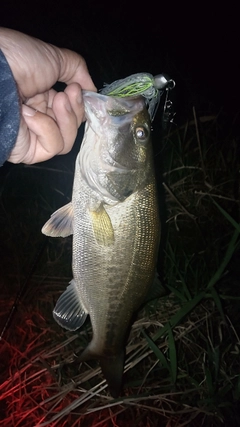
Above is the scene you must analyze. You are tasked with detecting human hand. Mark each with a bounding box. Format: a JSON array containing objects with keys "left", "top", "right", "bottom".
[{"left": 0, "top": 28, "right": 96, "bottom": 164}]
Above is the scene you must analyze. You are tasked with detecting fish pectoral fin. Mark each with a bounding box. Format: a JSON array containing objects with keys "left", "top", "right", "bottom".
[
  {"left": 42, "top": 202, "right": 73, "bottom": 237},
  {"left": 53, "top": 279, "right": 88, "bottom": 331},
  {"left": 89, "top": 205, "right": 114, "bottom": 246}
]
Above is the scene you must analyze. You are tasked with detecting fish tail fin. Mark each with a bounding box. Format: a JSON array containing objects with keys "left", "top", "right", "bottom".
[
  {"left": 78, "top": 344, "right": 125, "bottom": 398},
  {"left": 99, "top": 351, "right": 125, "bottom": 398}
]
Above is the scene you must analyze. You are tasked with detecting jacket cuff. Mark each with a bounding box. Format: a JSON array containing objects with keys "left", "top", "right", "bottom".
[{"left": 0, "top": 49, "right": 21, "bottom": 166}]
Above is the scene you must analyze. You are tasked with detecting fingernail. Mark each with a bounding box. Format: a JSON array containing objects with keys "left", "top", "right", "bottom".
[{"left": 22, "top": 104, "right": 37, "bottom": 117}]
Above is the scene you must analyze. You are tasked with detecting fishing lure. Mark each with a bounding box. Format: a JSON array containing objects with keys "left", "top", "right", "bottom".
[{"left": 100, "top": 72, "right": 175, "bottom": 123}]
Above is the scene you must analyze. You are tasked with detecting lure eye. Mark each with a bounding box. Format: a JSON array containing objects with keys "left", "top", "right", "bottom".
[{"left": 135, "top": 126, "right": 148, "bottom": 143}]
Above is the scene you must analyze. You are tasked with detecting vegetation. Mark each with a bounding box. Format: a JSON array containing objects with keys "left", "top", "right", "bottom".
[{"left": 0, "top": 103, "right": 239, "bottom": 426}]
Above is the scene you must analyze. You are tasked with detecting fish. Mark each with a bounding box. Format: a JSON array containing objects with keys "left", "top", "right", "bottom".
[{"left": 42, "top": 91, "right": 161, "bottom": 398}]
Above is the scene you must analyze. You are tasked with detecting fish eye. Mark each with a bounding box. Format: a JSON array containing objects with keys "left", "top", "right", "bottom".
[{"left": 135, "top": 126, "right": 149, "bottom": 142}]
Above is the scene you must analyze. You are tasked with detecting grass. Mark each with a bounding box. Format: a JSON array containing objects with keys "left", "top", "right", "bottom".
[{"left": 0, "top": 106, "right": 240, "bottom": 426}]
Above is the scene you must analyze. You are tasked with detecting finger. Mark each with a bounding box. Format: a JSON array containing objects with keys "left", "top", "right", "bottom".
[
  {"left": 52, "top": 90, "right": 82, "bottom": 155},
  {"left": 9, "top": 105, "right": 65, "bottom": 164},
  {"left": 56, "top": 48, "right": 97, "bottom": 91},
  {"left": 25, "top": 89, "right": 57, "bottom": 113},
  {"left": 63, "top": 83, "right": 85, "bottom": 127}
]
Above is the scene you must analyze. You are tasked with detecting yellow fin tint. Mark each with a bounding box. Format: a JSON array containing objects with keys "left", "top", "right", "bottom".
[{"left": 89, "top": 205, "right": 114, "bottom": 246}]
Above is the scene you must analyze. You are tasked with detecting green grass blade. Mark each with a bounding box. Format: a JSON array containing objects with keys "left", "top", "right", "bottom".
[
  {"left": 166, "top": 244, "right": 192, "bottom": 300},
  {"left": 204, "top": 366, "right": 214, "bottom": 396},
  {"left": 167, "top": 324, "right": 177, "bottom": 383},
  {"left": 165, "top": 284, "right": 187, "bottom": 302},
  {"left": 234, "top": 375, "right": 240, "bottom": 399},
  {"left": 212, "top": 199, "right": 240, "bottom": 232},
  {"left": 207, "top": 229, "right": 239, "bottom": 290},
  {"left": 169, "top": 292, "right": 205, "bottom": 329},
  {"left": 210, "top": 287, "right": 226, "bottom": 322},
  {"left": 153, "top": 292, "right": 205, "bottom": 341},
  {"left": 142, "top": 329, "right": 170, "bottom": 374}
]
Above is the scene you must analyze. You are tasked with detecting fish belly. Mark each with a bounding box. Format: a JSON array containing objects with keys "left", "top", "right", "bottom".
[{"left": 72, "top": 179, "right": 160, "bottom": 357}]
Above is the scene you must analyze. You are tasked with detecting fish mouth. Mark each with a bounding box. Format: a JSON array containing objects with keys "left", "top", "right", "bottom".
[{"left": 82, "top": 90, "right": 146, "bottom": 126}]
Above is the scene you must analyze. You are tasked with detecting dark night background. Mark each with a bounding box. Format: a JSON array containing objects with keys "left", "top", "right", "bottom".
[
  {"left": 1, "top": 3, "right": 240, "bottom": 425},
  {"left": 1, "top": 1, "right": 239, "bottom": 119}
]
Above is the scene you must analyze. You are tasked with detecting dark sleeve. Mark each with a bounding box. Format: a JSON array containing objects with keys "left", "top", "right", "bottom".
[{"left": 0, "top": 49, "right": 21, "bottom": 166}]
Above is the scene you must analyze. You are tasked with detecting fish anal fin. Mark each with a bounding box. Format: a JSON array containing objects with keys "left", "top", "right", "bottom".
[
  {"left": 144, "top": 272, "right": 169, "bottom": 304},
  {"left": 89, "top": 205, "right": 114, "bottom": 246},
  {"left": 53, "top": 279, "right": 88, "bottom": 331},
  {"left": 42, "top": 202, "right": 73, "bottom": 237}
]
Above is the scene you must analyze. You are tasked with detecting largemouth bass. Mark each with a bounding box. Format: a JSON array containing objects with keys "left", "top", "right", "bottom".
[{"left": 42, "top": 91, "right": 160, "bottom": 397}]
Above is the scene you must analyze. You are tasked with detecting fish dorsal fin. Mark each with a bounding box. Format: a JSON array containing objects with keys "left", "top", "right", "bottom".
[
  {"left": 89, "top": 204, "right": 114, "bottom": 246},
  {"left": 53, "top": 280, "right": 88, "bottom": 331},
  {"left": 42, "top": 202, "right": 73, "bottom": 237}
]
